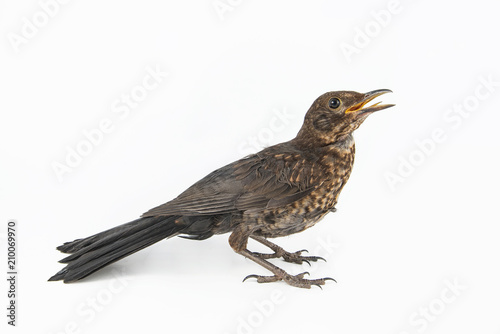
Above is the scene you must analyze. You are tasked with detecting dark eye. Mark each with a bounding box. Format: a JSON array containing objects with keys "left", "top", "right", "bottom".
[{"left": 328, "top": 98, "right": 341, "bottom": 109}]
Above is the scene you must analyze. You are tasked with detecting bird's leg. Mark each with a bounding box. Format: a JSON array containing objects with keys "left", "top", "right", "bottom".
[
  {"left": 249, "top": 235, "right": 326, "bottom": 265},
  {"left": 238, "top": 249, "right": 335, "bottom": 289},
  {"left": 229, "top": 226, "right": 334, "bottom": 288}
]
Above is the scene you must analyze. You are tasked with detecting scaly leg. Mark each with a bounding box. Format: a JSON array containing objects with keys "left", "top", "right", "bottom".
[{"left": 228, "top": 225, "right": 334, "bottom": 288}]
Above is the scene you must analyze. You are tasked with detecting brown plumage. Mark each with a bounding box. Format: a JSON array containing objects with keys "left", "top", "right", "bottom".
[{"left": 49, "top": 89, "right": 394, "bottom": 288}]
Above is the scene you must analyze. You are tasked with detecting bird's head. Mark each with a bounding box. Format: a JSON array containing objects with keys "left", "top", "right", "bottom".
[{"left": 293, "top": 89, "right": 394, "bottom": 148}]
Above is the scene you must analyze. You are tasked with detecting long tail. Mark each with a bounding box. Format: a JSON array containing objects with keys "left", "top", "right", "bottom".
[{"left": 49, "top": 216, "right": 184, "bottom": 283}]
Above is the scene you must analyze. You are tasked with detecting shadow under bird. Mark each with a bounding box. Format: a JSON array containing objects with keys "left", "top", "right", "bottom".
[{"left": 49, "top": 89, "right": 394, "bottom": 289}]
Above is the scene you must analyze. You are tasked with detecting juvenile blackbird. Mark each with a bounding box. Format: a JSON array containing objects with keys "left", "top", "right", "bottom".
[{"left": 49, "top": 89, "right": 394, "bottom": 288}]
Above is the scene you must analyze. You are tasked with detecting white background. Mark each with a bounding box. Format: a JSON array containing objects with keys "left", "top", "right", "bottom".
[{"left": 1, "top": 1, "right": 500, "bottom": 333}]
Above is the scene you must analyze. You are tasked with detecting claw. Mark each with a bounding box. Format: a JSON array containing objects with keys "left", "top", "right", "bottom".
[
  {"left": 298, "top": 249, "right": 309, "bottom": 254},
  {"left": 243, "top": 274, "right": 282, "bottom": 284},
  {"left": 298, "top": 271, "right": 310, "bottom": 278},
  {"left": 324, "top": 277, "right": 337, "bottom": 283},
  {"left": 242, "top": 274, "right": 259, "bottom": 282},
  {"left": 313, "top": 284, "right": 323, "bottom": 290},
  {"left": 303, "top": 259, "right": 311, "bottom": 266}
]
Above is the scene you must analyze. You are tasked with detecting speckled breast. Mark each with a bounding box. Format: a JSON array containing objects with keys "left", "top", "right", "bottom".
[
  {"left": 250, "top": 137, "right": 355, "bottom": 238},
  {"left": 255, "top": 169, "right": 352, "bottom": 238}
]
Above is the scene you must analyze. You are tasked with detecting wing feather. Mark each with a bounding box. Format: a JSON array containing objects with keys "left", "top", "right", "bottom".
[{"left": 141, "top": 144, "right": 324, "bottom": 217}]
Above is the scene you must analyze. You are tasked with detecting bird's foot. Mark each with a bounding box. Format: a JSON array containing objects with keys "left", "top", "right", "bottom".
[
  {"left": 282, "top": 249, "right": 326, "bottom": 265},
  {"left": 253, "top": 248, "right": 326, "bottom": 266},
  {"left": 249, "top": 236, "right": 326, "bottom": 266},
  {"left": 243, "top": 271, "right": 336, "bottom": 289},
  {"left": 238, "top": 249, "right": 335, "bottom": 289}
]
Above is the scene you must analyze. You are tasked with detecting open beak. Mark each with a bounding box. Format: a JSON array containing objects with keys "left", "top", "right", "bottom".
[{"left": 346, "top": 89, "right": 395, "bottom": 116}]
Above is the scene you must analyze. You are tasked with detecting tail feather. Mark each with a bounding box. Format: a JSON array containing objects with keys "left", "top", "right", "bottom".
[
  {"left": 59, "top": 217, "right": 166, "bottom": 263},
  {"left": 56, "top": 219, "right": 144, "bottom": 254},
  {"left": 49, "top": 216, "right": 184, "bottom": 283}
]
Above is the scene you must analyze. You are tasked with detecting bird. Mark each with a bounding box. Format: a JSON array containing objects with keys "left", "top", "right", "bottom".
[{"left": 49, "top": 89, "right": 394, "bottom": 289}]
